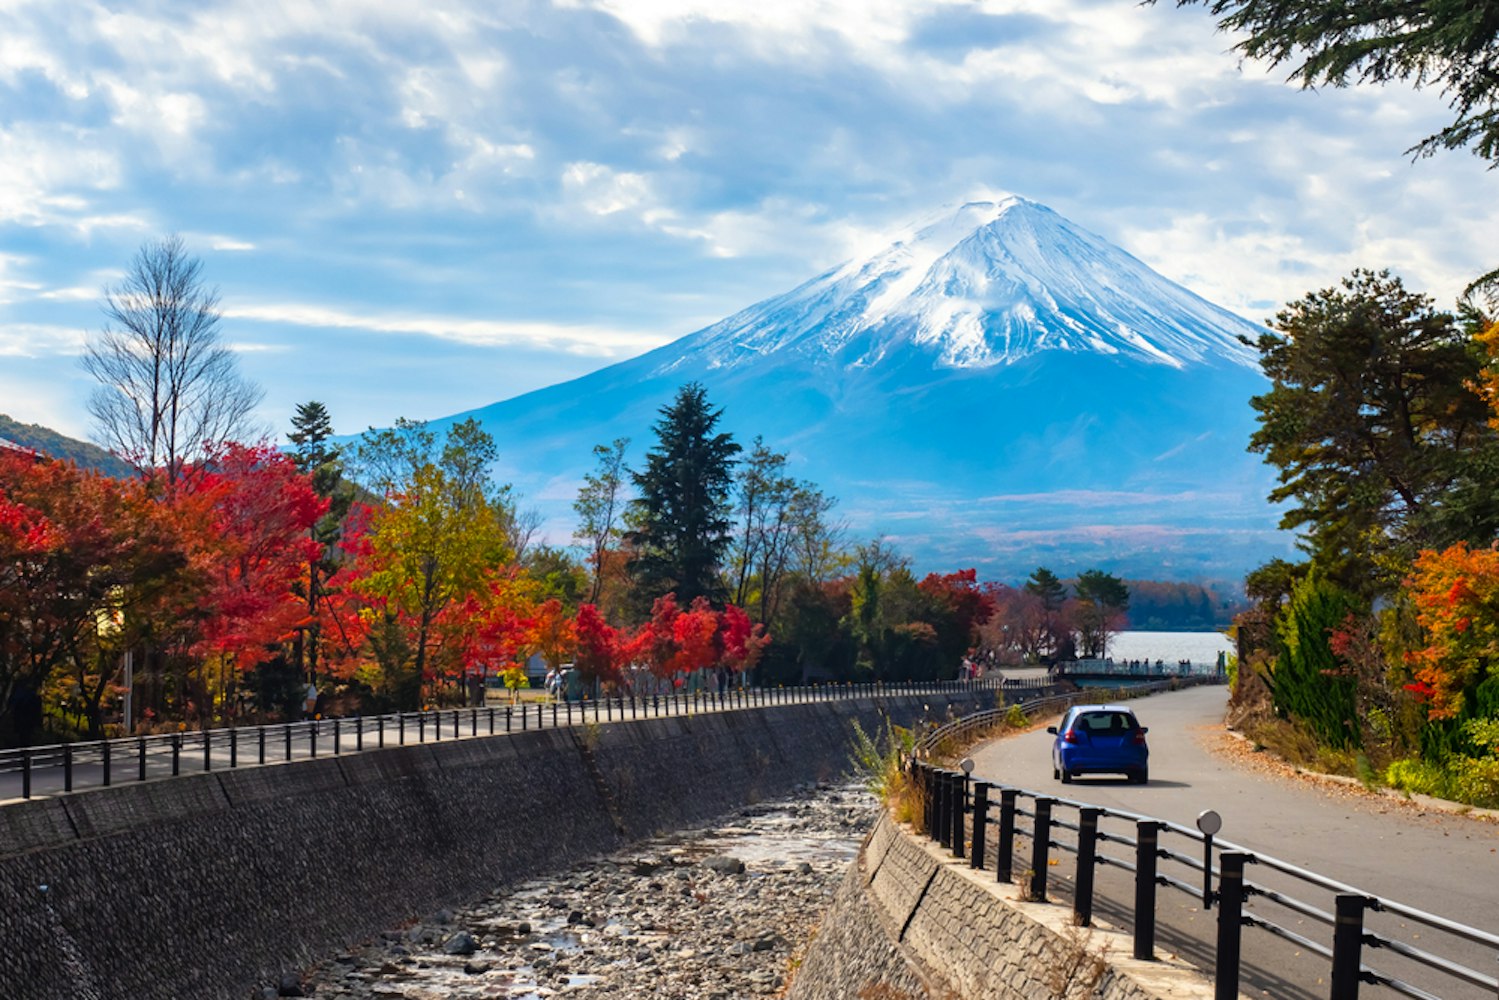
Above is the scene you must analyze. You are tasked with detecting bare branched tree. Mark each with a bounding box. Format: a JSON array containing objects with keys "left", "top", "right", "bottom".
[{"left": 81, "top": 235, "right": 263, "bottom": 486}]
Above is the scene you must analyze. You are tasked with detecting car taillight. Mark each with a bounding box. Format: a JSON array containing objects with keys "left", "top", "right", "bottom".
[
  {"left": 1063, "top": 729, "right": 1082, "bottom": 744},
  {"left": 1132, "top": 731, "right": 1147, "bottom": 746}
]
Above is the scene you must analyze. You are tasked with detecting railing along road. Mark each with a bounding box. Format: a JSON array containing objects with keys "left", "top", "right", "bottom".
[
  {"left": 912, "top": 694, "right": 1499, "bottom": 1000},
  {"left": 0, "top": 676, "right": 1062, "bottom": 804}
]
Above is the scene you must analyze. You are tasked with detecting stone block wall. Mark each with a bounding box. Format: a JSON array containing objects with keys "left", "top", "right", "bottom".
[
  {"left": 0, "top": 691, "right": 993, "bottom": 1000},
  {"left": 787, "top": 813, "right": 1225, "bottom": 1000}
]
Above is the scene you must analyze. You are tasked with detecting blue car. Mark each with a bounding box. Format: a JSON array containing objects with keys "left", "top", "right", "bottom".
[{"left": 1048, "top": 704, "right": 1149, "bottom": 784}]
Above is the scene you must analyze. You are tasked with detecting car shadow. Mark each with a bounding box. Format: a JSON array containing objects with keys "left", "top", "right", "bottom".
[{"left": 1068, "top": 777, "right": 1191, "bottom": 789}]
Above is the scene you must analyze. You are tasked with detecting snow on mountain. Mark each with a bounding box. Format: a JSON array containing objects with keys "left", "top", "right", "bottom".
[
  {"left": 436, "top": 198, "right": 1290, "bottom": 580},
  {"left": 659, "top": 198, "right": 1261, "bottom": 376}
]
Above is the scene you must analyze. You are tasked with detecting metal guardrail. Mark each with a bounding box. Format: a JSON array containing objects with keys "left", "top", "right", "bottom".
[
  {"left": 0, "top": 677, "right": 1037, "bottom": 803},
  {"left": 911, "top": 691, "right": 1499, "bottom": 1000}
]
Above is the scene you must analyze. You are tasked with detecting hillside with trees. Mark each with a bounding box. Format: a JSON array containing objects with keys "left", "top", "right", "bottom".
[{"left": 0, "top": 414, "right": 133, "bottom": 477}]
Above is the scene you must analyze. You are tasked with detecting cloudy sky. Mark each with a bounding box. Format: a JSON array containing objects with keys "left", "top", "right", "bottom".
[{"left": 2, "top": 0, "right": 1495, "bottom": 444}]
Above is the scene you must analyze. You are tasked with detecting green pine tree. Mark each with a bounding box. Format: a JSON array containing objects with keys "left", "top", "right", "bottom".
[{"left": 625, "top": 383, "right": 741, "bottom": 612}]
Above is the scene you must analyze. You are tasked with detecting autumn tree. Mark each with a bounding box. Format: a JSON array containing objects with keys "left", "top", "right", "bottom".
[
  {"left": 626, "top": 383, "right": 741, "bottom": 610},
  {"left": 573, "top": 604, "right": 626, "bottom": 690},
  {"left": 724, "top": 436, "right": 837, "bottom": 626},
  {"left": 350, "top": 418, "right": 514, "bottom": 708},
  {"left": 573, "top": 437, "right": 630, "bottom": 605},
  {"left": 81, "top": 235, "right": 263, "bottom": 487},
  {"left": 1405, "top": 543, "right": 1499, "bottom": 721},
  {"left": 0, "top": 454, "right": 186, "bottom": 740},
  {"left": 1248, "top": 270, "right": 1499, "bottom": 596},
  {"left": 181, "top": 443, "right": 327, "bottom": 724}
]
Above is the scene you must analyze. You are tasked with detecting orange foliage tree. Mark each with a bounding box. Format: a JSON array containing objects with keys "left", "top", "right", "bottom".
[{"left": 1405, "top": 543, "right": 1499, "bottom": 719}]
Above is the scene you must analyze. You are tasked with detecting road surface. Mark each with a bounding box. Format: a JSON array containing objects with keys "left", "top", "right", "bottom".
[{"left": 968, "top": 685, "right": 1498, "bottom": 999}]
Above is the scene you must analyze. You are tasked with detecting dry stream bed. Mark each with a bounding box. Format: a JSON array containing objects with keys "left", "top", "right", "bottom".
[{"left": 279, "top": 783, "right": 877, "bottom": 1000}]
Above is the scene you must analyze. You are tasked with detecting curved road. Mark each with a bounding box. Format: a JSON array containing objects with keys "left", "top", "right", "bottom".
[{"left": 969, "top": 685, "right": 1498, "bottom": 999}]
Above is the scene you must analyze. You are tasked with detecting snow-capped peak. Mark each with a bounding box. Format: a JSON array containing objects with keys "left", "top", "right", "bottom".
[{"left": 660, "top": 197, "right": 1262, "bottom": 375}]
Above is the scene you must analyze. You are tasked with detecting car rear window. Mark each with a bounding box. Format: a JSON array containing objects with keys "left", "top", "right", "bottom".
[{"left": 1076, "top": 712, "right": 1137, "bottom": 733}]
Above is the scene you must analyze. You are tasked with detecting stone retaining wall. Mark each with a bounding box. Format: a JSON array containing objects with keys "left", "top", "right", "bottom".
[
  {"left": 787, "top": 813, "right": 1225, "bottom": 1000},
  {"left": 0, "top": 692, "right": 993, "bottom": 1000}
]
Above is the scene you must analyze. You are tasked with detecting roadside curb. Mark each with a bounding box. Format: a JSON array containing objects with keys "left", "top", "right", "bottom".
[{"left": 1220, "top": 728, "right": 1499, "bottom": 825}]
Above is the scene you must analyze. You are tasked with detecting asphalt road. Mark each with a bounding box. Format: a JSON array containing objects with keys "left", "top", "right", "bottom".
[{"left": 968, "top": 685, "right": 1499, "bottom": 999}]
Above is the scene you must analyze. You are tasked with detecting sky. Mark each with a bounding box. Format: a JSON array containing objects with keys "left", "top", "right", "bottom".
[{"left": 2, "top": 0, "right": 1496, "bottom": 446}]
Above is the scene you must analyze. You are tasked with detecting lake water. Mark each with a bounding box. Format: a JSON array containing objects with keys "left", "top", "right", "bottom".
[{"left": 1106, "top": 629, "right": 1233, "bottom": 667}]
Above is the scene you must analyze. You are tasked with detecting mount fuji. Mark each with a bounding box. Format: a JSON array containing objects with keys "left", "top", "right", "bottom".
[{"left": 436, "top": 197, "right": 1290, "bottom": 579}]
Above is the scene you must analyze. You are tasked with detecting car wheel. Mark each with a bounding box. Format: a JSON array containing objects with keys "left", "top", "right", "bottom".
[
  {"left": 1131, "top": 768, "right": 1148, "bottom": 785},
  {"left": 1052, "top": 764, "right": 1060, "bottom": 780},
  {"left": 1060, "top": 768, "right": 1072, "bottom": 784}
]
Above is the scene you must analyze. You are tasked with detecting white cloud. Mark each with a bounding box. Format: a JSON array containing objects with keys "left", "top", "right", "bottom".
[
  {"left": 0, "top": 324, "right": 87, "bottom": 357},
  {"left": 221, "top": 301, "right": 669, "bottom": 355}
]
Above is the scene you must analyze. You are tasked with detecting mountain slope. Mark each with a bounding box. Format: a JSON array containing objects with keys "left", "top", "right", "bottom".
[
  {"left": 0, "top": 414, "right": 134, "bottom": 477},
  {"left": 438, "top": 198, "right": 1289, "bottom": 579}
]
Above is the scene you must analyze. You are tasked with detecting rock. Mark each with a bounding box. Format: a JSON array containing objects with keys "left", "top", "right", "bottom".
[
  {"left": 517, "top": 921, "right": 532, "bottom": 934},
  {"left": 442, "top": 931, "right": 477, "bottom": 956},
  {"left": 277, "top": 973, "right": 305, "bottom": 997},
  {"left": 567, "top": 909, "right": 585, "bottom": 925},
  {"left": 797, "top": 862, "right": 813, "bottom": 874},
  {"left": 462, "top": 960, "right": 491, "bottom": 975},
  {"left": 701, "top": 855, "right": 745, "bottom": 876}
]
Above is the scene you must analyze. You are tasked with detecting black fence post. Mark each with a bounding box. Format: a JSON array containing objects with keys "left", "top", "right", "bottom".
[
  {"left": 377, "top": 716, "right": 384, "bottom": 748},
  {"left": 1330, "top": 895, "right": 1368, "bottom": 1000},
  {"left": 997, "top": 788, "right": 1017, "bottom": 883},
  {"left": 505, "top": 706, "right": 512, "bottom": 733},
  {"left": 419, "top": 713, "right": 426, "bottom": 743},
  {"left": 970, "top": 782, "right": 990, "bottom": 870},
  {"left": 356, "top": 716, "right": 363, "bottom": 752},
  {"left": 63, "top": 745, "right": 72, "bottom": 792},
  {"left": 399, "top": 713, "right": 406, "bottom": 744},
  {"left": 21, "top": 749, "right": 31, "bottom": 799},
  {"left": 229, "top": 728, "right": 237, "bottom": 769},
  {"left": 1134, "top": 820, "right": 1159, "bottom": 960},
  {"left": 919, "top": 764, "right": 933, "bottom": 837},
  {"left": 258, "top": 727, "right": 265, "bottom": 765},
  {"left": 1075, "top": 807, "right": 1101, "bottom": 927},
  {"left": 102, "top": 740, "right": 112, "bottom": 787},
  {"left": 950, "top": 773, "right": 966, "bottom": 860},
  {"left": 1029, "top": 797, "right": 1052, "bottom": 902},
  {"left": 933, "top": 769, "right": 948, "bottom": 846},
  {"left": 140, "top": 736, "right": 148, "bottom": 781},
  {"left": 171, "top": 734, "right": 181, "bottom": 776},
  {"left": 333, "top": 718, "right": 341, "bottom": 755},
  {"left": 203, "top": 730, "right": 211, "bottom": 772},
  {"left": 285, "top": 724, "right": 292, "bottom": 760},
  {"left": 310, "top": 721, "right": 318, "bottom": 758},
  {"left": 1215, "top": 853, "right": 1249, "bottom": 1000}
]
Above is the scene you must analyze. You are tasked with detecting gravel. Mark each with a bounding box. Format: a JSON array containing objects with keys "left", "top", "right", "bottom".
[{"left": 290, "top": 782, "right": 877, "bottom": 1000}]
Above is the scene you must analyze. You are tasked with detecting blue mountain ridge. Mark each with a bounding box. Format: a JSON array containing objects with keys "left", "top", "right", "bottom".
[{"left": 430, "top": 198, "right": 1293, "bottom": 581}]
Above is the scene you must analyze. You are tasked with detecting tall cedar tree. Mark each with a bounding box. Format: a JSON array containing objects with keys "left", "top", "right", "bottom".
[
  {"left": 288, "top": 401, "right": 353, "bottom": 681},
  {"left": 626, "top": 383, "right": 741, "bottom": 612},
  {"left": 1248, "top": 270, "right": 1499, "bottom": 596}
]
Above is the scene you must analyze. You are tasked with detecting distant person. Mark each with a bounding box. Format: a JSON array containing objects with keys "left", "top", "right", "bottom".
[{"left": 303, "top": 680, "right": 318, "bottom": 719}]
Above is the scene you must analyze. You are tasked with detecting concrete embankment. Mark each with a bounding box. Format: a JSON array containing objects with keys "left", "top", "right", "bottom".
[
  {"left": 0, "top": 692, "right": 992, "bottom": 1000},
  {"left": 787, "top": 812, "right": 1221, "bottom": 1000}
]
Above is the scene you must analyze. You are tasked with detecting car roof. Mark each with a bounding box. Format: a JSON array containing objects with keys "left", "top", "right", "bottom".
[{"left": 1067, "top": 704, "right": 1136, "bottom": 715}]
